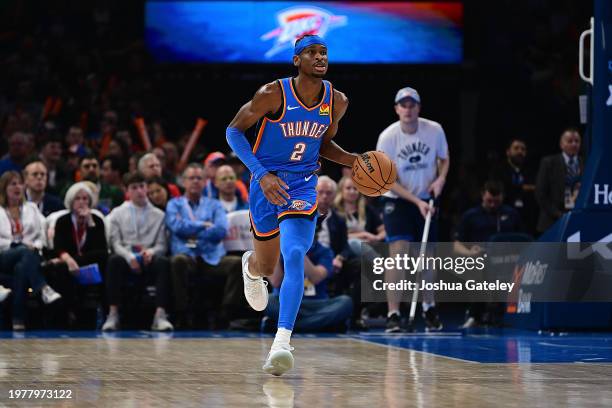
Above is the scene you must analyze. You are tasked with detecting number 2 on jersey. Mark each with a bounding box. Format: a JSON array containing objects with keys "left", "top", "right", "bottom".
[{"left": 290, "top": 142, "right": 306, "bottom": 161}]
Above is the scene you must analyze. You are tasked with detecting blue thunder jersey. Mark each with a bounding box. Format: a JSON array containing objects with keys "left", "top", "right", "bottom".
[{"left": 252, "top": 77, "right": 333, "bottom": 173}]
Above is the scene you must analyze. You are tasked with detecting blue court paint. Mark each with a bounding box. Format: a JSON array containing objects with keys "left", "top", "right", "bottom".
[{"left": 356, "top": 329, "right": 612, "bottom": 363}]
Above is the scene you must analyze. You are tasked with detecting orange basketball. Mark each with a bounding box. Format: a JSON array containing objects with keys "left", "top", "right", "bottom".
[{"left": 351, "top": 151, "right": 397, "bottom": 197}]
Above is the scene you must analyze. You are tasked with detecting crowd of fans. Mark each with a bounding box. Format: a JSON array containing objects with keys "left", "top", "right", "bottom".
[{"left": 0, "top": 123, "right": 583, "bottom": 331}]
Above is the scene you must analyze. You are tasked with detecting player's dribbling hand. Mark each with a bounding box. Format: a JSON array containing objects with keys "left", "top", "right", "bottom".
[
  {"left": 417, "top": 200, "right": 435, "bottom": 218},
  {"left": 260, "top": 173, "right": 290, "bottom": 206}
]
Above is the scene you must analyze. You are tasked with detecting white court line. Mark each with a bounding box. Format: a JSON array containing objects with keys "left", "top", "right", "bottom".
[
  {"left": 359, "top": 332, "right": 462, "bottom": 337},
  {"left": 538, "top": 342, "right": 612, "bottom": 350}
]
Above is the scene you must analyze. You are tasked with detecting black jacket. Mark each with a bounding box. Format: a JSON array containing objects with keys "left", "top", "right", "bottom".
[
  {"left": 319, "top": 209, "right": 353, "bottom": 260},
  {"left": 535, "top": 153, "right": 582, "bottom": 232}
]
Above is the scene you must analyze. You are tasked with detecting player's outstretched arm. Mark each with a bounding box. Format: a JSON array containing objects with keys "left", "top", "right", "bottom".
[
  {"left": 319, "top": 89, "right": 358, "bottom": 167},
  {"left": 226, "top": 82, "right": 291, "bottom": 206}
]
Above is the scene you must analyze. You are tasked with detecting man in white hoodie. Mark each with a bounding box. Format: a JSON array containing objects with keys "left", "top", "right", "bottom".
[{"left": 102, "top": 171, "right": 172, "bottom": 331}]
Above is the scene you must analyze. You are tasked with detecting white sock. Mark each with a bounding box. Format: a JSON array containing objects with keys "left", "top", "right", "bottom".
[
  {"left": 387, "top": 310, "right": 400, "bottom": 318},
  {"left": 273, "top": 328, "right": 292, "bottom": 347},
  {"left": 422, "top": 302, "right": 435, "bottom": 312}
]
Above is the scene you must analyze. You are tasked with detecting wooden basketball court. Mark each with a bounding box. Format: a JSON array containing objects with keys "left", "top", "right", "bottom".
[{"left": 1, "top": 332, "right": 611, "bottom": 406}]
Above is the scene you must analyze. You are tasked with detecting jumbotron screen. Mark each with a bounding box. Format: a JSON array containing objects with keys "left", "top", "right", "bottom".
[{"left": 145, "top": 1, "right": 463, "bottom": 64}]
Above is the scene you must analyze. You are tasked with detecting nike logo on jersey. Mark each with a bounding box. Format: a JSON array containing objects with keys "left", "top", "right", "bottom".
[
  {"left": 305, "top": 174, "right": 314, "bottom": 182},
  {"left": 287, "top": 105, "right": 300, "bottom": 110}
]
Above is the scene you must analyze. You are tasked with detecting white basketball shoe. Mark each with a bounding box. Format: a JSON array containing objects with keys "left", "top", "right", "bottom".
[
  {"left": 242, "top": 250, "right": 269, "bottom": 311},
  {"left": 263, "top": 343, "right": 295, "bottom": 376}
]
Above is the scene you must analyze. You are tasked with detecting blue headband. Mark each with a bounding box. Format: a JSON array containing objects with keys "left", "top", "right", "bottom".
[{"left": 294, "top": 35, "right": 327, "bottom": 56}]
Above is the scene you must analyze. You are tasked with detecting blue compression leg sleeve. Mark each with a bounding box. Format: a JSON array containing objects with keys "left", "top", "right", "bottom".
[{"left": 277, "top": 217, "right": 317, "bottom": 330}]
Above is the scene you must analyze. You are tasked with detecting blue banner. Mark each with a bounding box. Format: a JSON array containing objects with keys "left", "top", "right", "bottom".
[{"left": 145, "top": 1, "right": 463, "bottom": 64}]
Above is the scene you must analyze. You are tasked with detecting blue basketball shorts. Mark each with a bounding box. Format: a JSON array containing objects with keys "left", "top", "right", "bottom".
[
  {"left": 249, "top": 171, "right": 319, "bottom": 241},
  {"left": 382, "top": 197, "right": 438, "bottom": 243}
]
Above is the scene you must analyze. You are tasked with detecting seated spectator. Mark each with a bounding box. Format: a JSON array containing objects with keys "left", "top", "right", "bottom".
[
  {"left": 334, "top": 176, "right": 386, "bottom": 254},
  {"left": 166, "top": 163, "right": 242, "bottom": 328},
  {"left": 138, "top": 153, "right": 181, "bottom": 198},
  {"left": 215, "top": 166, "right": 252, "bottom": 256},
  {"left": 535, "top": 128, "right": 582, "bottom": 234},
  {"left": 264, "top": 239, "right": 353, "bottom": 332},
  {"left": 38, "top": 132, "right": 68, "bottom": 195},
  {"left": 0, "top": 171, "right": 61, "bottom": 330},
  {"left": 65, "top": 126, "right": 88, "bottom": 158},
  {"left": 315, "top": 176, "right": 353, "bottom": 270},
  {"left": 107, "top": 138, "right": 130, "bottom": 162},
  {"left": 129, "top": 152, "right": 145, "bottom": 174},
  {"left": 101, "top": 155, "right": 126, "bottom": 192},
  {"left": 453, "top": 180, "right": 523, "bottom": 328},
  {"left": 102, "top": 172, "right": 172, "bottom": 331},
  {"left": 215, "top": 165, "right": 248, "bottom": 213},
  {"left": 52, "top": 182, "right": 108, "bottom": 327},
  {"left": 315, "top": 176, "right": 366, "bottom": 329},
  {"left": 489, "top": 138, "right": 537, "bottom": 235},
  {"left": 152, "top": 146, "right": 176, "bottom": 183},
  {"left": 0, "top": 132, "right": 33, "bottom": 176},
  {"left": 23, "top": 161, "right": 64, "bottom": 217},
  {"left": 453, "top": 181, "right": 523, "bottom": 248},
  {"left": 146, "top": 176, "right": 170, "bottom": 211},
  {"left": 202, "top": 152, "right": 248, "bottom": 202},
  {"left": 162, "top": 142, "right": 180, "bottom": 181},
  {"left": 64, "top": 154, "right": 124, "bottom": 213}
]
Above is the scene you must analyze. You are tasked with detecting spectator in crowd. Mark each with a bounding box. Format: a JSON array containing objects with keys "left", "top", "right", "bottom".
[
  {"left": 535, "top": 128, "right": 582, "bottom": 234},
  {"left": 0, "top": 171, "right": 62, "bottom": 330},
  {"left": 264, "top": 239, "right": 353, "bottom": 332},
  {"left": 315, "top": 176, "right": 352, "bottom": 266},
  {"left": 214, "top": 165, "right": 248, "bottom": 213},
  {"left": 489, "top": 138, "right": 536, "bottom": 234},
  {"left": 218, "top": 164, "right": 252, "bottom": 257},
  {"left": 138, "top": 153, "right": 181, "bottom": 198},
  {"left": 0, "top": 132, "right": 33, "bottom": 176},
  {"left": 52, "top": 182, "right": 108, "bottom": 327},
  {"left": 129, "top": 152, "right": 145, "bottom": 174},
  {"left": 75, "top": 154, "right": 124, "bottom": 212},
  {"left": 65, "top": 126, "right": 88, "bottom": 158},
  {"left": 202, "top": 152, "right": 248, "bottom": 202},
  {"left": 454, "top": 181, "right": 523, "bottom": 250},
  {"left": 38, "top": 133, "right": 68, "bottom": 195},
  {"left": 102, "top": 172, "right": 173, "bottom": 331},
  {"left": 161, "top": 142, "right": 180, "bottom": 181},
  {"left": 23, "top": 161, "right": 64, "bottom": 217},
  {"left": 152, "top": 146, "right": 176, "bottom": 182},
  {"left": 100, "top": 155, "right": 125, "bottom": 192},
  {"left": 334, "top": 176, "right": 386, "bottom": 254},
  {"left": 453, "top": 180, "right": 523, "bottom": 328},
  {"left": 107, "top": 138, "right": 130, "bottom": 162},
  {"left": 165, "top": 163, "right": 242, "bottom": 328},
  {"left": 315, "top": 176, "right": 367, "bottom": 330},
  {"left": 147, "top": 176, "right": 170, "bottom": 211}
]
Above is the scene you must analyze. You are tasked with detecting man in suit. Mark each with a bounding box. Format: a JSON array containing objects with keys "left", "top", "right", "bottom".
[{"left": 535, "top": 128, "right": 582, "bottom": 234}]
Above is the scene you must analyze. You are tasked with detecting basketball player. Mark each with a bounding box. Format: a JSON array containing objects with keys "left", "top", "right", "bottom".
[
  {"left": 376, "top": 87, "right": 450, "bottom": 332},
  {"left": 226, "top": 35, "right": 356, "bottom": 375}
]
